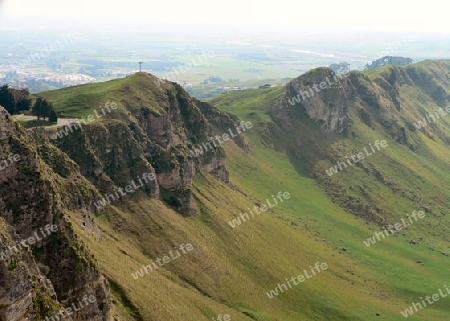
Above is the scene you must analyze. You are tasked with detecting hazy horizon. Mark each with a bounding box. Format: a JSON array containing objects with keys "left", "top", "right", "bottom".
[{"left": 1, "top": 0, "right": 450, "bottom": 34}]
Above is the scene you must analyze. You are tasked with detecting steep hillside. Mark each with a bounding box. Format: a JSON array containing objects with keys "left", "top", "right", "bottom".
[
  {"left": 210, "top": 59, "right": 450, "bottom": 320},
  {"left": 0, "top": 108, "right": 111, "bottom": 320},
  {"left": 36, "top": 73, "right": 248, "bottom": 216},
  {"left": 1, "top": 61, "right": 450, "bottom": 321}
]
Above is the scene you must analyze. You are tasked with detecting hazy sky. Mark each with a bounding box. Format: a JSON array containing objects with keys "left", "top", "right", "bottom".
[{"left": 1, "top": 0, "right": 449, "bottom": 33}]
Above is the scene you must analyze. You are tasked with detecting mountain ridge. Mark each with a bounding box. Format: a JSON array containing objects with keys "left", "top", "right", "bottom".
[{"left": 1, "top": 60, "right": 450, "bottom": 320}]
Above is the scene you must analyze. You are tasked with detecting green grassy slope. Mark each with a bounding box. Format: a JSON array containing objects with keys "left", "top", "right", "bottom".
[
  {"left": 35, "top": 73, "right": 178, "bottom": 118},
  {"left": 28, "top": 61, "right": 450, "bottom": 320},
  {"left": 208, "top": 60, "right": 450, "bottom": 320}
]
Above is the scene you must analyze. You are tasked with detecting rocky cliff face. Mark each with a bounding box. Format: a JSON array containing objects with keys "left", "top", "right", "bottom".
[
  {"left": 0, "top": 73, "right": 248, "bottom": 320},
  {"left": 272, "top": 68, "right": 353, "bottom": 133},
  {"left": 37, "top": 73, "right": 248, "bottom": 217},
  {"left": 0, "top": 108, "right": 111, "bottom": 321},
  {"left": 271, "top": 66, "right": 417, "bottom": 138},
  {"left": 267, "top": 61, "right": 450, "bottom": 225},
  {"left": 0, "top": 72, "right": 250, "bottom": 320}
]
